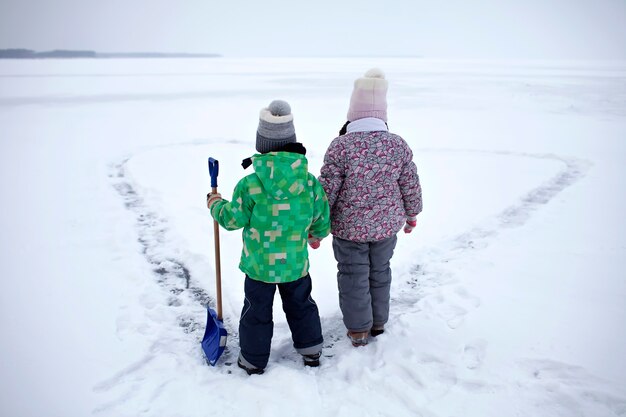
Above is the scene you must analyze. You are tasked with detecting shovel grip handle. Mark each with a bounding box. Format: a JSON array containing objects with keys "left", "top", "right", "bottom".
[{"left": 208, "top": 157, "right": 219, "bottom": 188}]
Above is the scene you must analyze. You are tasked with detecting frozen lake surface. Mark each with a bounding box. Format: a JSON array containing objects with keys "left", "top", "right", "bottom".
[{"left": 1, "top": 57, "right": 625, "bottom": 417}]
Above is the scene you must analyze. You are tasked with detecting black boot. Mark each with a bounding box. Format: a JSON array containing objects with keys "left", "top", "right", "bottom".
[
  {"left": 302, "top": 352, "right": 321, "bottom": 367},
  {"left": 237, "top": 356, "right": 264, "bottom": 375},
  {"left": 371, "top": 325, "right": 385, "bottom": 337}
]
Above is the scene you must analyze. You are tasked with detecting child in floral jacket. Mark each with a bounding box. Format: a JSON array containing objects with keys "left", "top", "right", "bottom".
[
  {"left": 207, "top": 100, "right": 331, "bottom": 374},
  {"left": 319, "top": 69, "right": 423, "bottom": 346}
]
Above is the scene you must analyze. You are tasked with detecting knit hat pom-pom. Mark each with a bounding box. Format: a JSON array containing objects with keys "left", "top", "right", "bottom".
[
  {"left": 364, "top": 68, "right": 385, "bottom": 79},
  {"left": 268, "top": 100, "right": 291, "bottom": 117}
]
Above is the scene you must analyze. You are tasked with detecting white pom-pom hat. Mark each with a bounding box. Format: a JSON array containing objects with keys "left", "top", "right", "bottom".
[{"left": 347, "top": 68, "right": 388, "bottom": 122}]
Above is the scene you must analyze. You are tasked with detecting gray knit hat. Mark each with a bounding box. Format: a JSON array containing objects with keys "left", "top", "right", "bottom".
[{"left": 256, "top": 100, "right": 297, "bottom": 153}]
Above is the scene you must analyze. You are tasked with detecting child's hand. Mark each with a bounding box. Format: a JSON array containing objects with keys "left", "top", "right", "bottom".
[
  {"left": 207, "top": 192, "right": 222, "bottom": 209},
  {"left": 308, "top": 234, "right": 321, "bottom": 249},
  {"left": 403, "top": 216, "right": 417, "bottom": 233}
]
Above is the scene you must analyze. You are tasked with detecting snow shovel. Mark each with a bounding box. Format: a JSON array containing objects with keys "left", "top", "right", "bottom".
[{"left": 201, "top": 157, "right": 227, "bottom": 366}]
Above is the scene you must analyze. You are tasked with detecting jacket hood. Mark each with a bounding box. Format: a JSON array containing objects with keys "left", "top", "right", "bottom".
[{"left": 252, "top": 152, "right": 309, "bottom": 200}]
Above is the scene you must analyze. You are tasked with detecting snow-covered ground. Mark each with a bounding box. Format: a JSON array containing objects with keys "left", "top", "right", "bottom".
[{"left": 1, "top": 58, "right": 625, "bottom": 417}]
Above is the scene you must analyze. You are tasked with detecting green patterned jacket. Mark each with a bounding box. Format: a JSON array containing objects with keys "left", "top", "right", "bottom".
[{"left": 210, "top": 152, "right": 331, "bottom": 283}]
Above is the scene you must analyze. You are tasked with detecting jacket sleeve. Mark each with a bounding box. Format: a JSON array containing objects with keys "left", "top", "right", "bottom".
[
  {"left": 318, "top": 137, "right": 345, "bottom": 209},
  {"left": 210, "top": 178, "right": 253, "bottom": 231},
  {"left": 308, "top": 176, "right": 331, "bottom": 239},
  {"left": 398, "top": 144, "right": 423, "bottom": 217}
]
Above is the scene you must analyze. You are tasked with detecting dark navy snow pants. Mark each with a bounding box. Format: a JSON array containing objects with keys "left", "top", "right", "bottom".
[
  {"left": 238, "top": 274, "right": 323, "bottom": 369},
  {"left": 332, "top": 235, "right": 397, "bottom": 333}
]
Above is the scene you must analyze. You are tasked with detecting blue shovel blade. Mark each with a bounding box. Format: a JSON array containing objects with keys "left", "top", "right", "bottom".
[{"left": 201, "top": 308, "right": 227, "bottom": 366}]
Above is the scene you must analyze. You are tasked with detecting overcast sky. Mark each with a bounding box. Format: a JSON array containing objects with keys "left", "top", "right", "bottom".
[{"left": 1, "top": 0, "right": 625, "bottom": 59}]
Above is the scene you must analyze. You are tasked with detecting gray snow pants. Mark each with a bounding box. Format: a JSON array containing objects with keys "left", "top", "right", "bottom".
[{"left": 332, "top": 235, "right": 397, "bottom": 332}]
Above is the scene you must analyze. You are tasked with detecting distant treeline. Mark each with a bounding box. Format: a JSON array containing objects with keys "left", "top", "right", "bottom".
[
  {"left": 0, "top": 49, "right": 96, "bottom": 58},
  {"left": 0, "top": 49, "right": 221, "bottom": 59}
]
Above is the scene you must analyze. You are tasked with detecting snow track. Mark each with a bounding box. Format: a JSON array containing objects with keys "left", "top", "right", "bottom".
[
  {"left": 110, "top": 160, "right": 246, "bottom": 371},
  {"left": 104, "top": 145, "right": 626, "bottom": 417},
  {"left": 109, "top": 147, "right": 589, "bottom": 361},
  {"left": 395, "top": 149, "right": 591, "bottom": 313}
]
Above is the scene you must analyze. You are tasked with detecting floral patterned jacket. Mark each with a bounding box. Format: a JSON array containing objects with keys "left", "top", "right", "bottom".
[{"left": 319, "top": 130, "right": 422, "bottom": 242}]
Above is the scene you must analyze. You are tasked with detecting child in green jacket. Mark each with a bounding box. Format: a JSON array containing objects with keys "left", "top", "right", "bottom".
[{"left": 207, "top": 100, "right": 330, "bottom": 374}]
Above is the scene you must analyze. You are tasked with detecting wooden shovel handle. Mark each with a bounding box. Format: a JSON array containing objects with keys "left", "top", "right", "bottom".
[{"left": 212, "top": 186, "right": 223, "bottom": 320}]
